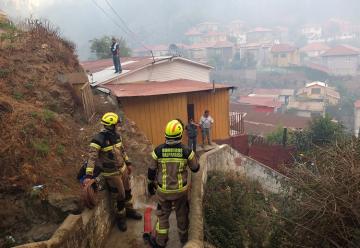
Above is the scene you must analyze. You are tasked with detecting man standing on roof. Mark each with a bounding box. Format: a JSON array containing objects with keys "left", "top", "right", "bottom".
[
  {"left": 148, "top": 119, "right": 200, "bottom": 248},
  {"left": 111, "top": 37, "right": 122, "bottom": 73},
  {"left": 199, "top": 110, "right": 214, "bottom": 147},
  {"left": 84, "top": 112, "right": 142, "bottom": 232}
]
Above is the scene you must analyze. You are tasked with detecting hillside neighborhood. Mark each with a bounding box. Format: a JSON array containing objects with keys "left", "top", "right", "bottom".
[{"left": 1, "top": 1, "right": 360, "bottom": 248}]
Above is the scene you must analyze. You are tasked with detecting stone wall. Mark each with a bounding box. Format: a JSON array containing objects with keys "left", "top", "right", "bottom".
[{"left": 184, "top": 144, "right": 287, "bottom": 248}]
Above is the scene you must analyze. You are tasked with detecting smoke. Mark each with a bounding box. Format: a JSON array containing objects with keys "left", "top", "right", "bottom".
[{"left": 1, "top": 0, "right": 359, "bottom": 60}]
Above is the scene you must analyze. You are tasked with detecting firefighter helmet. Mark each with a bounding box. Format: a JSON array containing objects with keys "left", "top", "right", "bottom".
[
  {"left": 165, "top": 119, "right": 184, "bottom": 139},
  {"left": 101, "top": 112, "right": 119, "bottom": 126}
]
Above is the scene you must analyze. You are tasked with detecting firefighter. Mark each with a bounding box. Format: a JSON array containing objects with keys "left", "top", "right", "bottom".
[
  {"left": 84, "top": 112, "right": 142, "bottom": 231},
  {"left": 148, "top": 119, "right": 200, "bottom": 247}
]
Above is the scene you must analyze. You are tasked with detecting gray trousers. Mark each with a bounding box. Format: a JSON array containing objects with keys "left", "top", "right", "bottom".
[{"left": 201, "top": 128, "right": 211, "bottom": 145}]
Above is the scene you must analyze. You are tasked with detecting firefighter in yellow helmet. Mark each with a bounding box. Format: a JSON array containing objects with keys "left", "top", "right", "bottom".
[
  {"left": 148, "top": 119, "right": 200, "bottom": 247},
  {"left": 84, "top": 112, "right": 142, "bottom": 231}
]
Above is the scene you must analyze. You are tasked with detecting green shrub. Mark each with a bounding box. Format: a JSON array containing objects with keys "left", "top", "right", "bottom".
[
  {"left": 24, "top": 81, "right": 34, "bottom": 89},
  {"left": 13, "top": 91, "right": 23, "bottom": 100},
  {"left": 204, "top": 172, "right": 281, "bottom": 248},
  {"left": 56, "top": 144, "right": 65, "bottom": 156},
  {"left": 32, "top": 139, "right": 50, "bottom": 156},
  {"left": 43, "top": 109, "right": 55, "bottom": 123}
]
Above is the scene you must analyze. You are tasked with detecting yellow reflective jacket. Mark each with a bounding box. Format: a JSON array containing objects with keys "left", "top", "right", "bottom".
[{"left": 150, "top": 143, "right": 199, "bottom": 194}]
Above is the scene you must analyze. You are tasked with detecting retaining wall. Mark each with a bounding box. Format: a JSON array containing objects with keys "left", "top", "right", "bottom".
[
  {"left": 14, "top": 175, "right": 147, "bottom": 248},
  {"left": 184, "top": 144, "right": 287, "bottom": 248}
]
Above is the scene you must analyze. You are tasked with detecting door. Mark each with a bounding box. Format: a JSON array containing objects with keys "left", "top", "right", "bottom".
[{"left": 187, "top": 104, "right": 194, "bottom": 122}]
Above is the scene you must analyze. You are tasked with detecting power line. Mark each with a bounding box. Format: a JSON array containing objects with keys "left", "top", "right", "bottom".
[
  {"left": 90, "top": 0, "right": 130, "bottom": 38},
  {"left": 103, "top": 0, "right": 152, "bottom": 53}
]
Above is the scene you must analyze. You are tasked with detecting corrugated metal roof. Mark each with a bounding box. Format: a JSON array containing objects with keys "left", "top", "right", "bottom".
[{"left": 103, "top": 79, "right": 234, "bottom": 97}]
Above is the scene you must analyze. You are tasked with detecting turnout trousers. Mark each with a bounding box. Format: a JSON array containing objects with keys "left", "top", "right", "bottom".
[{"left": 155, "top": 190, "right": 189, "bottom": 247}]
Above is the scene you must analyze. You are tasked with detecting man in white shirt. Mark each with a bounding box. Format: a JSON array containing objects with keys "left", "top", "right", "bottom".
[{"left": 199, "top": 110, "right": 214, "bottom": 146}]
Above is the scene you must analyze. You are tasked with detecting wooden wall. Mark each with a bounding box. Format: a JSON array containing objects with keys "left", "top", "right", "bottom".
[
  {"left": 120, "top": 94, "right": 188, "bottom": 146},
  {"left": 188, "top": 89, "right": 230, "bottom": 144},
  {"left": 120, "top": 89, "right": 230, "bottom": 146}
]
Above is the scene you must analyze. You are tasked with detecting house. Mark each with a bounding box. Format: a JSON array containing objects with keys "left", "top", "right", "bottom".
[
  {"left": 185, "top": 28, "right": 203, "bottom": 44},
  {"left": 230, "top": 103, "right": 310, "bottom": 136},
  {"left": 81, "top": 56, "right": 234, "bottom": 145},
  {"left": 300, "top": 42, "right": 330, "bottom": 58},
  {"left": 354, "top": 100, "right": 360, "bottom": 137},
  {"left": 296, "top": 81, "right": 340, "bottom": 105},
  {"left": 270, "top": 44, "right": 300, "bottom": 67},
  {"left": 188, "top": 41, "right": 234, "bottom": 64},
  {"left": 82, "top": 56, "right": 213, "bottom": 86},
  {"left": 188, "top": 42, "right": 213, "bottom": 63},
  {"left": 196, "top": 22, "right": 219, "bottom": 33},
  {"left": 133, "top": 45, "right": 169, "bottom": 57},
  {"left": 246, "top": 27, "right": 274, "bottom": 44},
  {"left": 202, "top": 32, "right": 228, "bottom": 43},
  {"left": 287, "top": 81, "right": 340, "bottom": 118},
  {"left": 206, "top": 41, "right": 234, "bottom": 63},
  {"left": 301, "top": 25, "right": 322, "bottom": 41},
  {"left": 237, "top": 42, "right": 272, "bottom": 67},
  {"left": 321, "top": 45, "right": 360, "bottom": 76},
  {"left": 287, "top": 101, "right": 325, "bottom": 118},
  {"left": 237, "top": 96, "right": 282, "bottom": 113},
  {"left": 252, "top": 88, "right": 295, "bottom": 105}
]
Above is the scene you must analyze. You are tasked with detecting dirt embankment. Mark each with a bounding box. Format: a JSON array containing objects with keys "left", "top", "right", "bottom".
[{"left": 0, "top": 18, "right": 153, "bottom": 247}]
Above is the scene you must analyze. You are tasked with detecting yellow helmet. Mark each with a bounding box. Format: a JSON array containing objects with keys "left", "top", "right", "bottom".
[
  {"left": 165, "top": 119, "right": 184, "bottom": 139},
  {"left": 101, "top": 112, "right": 119, "bottom": 126}
]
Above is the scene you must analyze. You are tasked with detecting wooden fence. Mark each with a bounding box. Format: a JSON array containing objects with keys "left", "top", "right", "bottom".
[{"left": 80, "top": 82, "right": 95, "bottom": 122}]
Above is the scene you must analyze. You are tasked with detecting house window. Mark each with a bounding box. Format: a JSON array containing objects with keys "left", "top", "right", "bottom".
[
  {"left": 311, "top": 88, "right": 321, "bottom": 94},
  {"left": 280, "top": 53, "right": 287, "bottom": 58}
]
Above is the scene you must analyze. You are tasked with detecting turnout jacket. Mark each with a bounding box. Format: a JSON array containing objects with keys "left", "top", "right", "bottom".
[
  {"left": 86, "top": 129, "right": 130, "bottom": 176},
  {"left": 149, "top": 143, "right": 199, "bottom": 193}
]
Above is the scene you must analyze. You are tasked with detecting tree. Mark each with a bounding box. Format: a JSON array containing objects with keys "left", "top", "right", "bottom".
[
  {"left": 308, "top": 115, "right": 345, "bottom": 146},
  {"left": 89, "top": 35, "right": 131, "bottom": 59}
]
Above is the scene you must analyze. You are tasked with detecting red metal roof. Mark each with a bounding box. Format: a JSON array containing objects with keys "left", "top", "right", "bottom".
[
  {"left": 322, "top": 45, "right": 360, "bottom": 57},
  {"left": 354, "top": 100, "right": 360, "bottom": 108},
  {"left": 237, "top": 96, "right": 282, "bottom": 108},
  {"left": 103, "top": 79, "right": 234, "bottom": 97},
  {"left": 271, "top": 44, "right": 297, "bottom": 53},
  {"left": 230, "top": 103, "right": 310, "bottom": 129}
]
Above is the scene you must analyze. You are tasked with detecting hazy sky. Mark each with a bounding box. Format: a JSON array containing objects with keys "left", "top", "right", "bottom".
[{"left": 1, "top": 0, "right": 359, "bottom": 60}]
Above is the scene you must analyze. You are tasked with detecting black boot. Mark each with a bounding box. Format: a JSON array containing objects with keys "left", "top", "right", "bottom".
[
  {"left": 126, "top": 208, "right": 142, "bottom": 220},
  {"left": 145, "top": 235, "right": 165, "bottom": 248},
  {"left": 116, "top": 216, "right": 127, "bottom": 232}
]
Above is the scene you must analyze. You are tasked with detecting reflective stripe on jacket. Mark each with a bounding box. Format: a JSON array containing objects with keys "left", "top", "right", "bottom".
[{"left": 150, "top": 143, "right": 198, "bottom": 193}]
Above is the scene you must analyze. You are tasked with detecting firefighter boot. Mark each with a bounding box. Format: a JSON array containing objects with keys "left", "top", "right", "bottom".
[
  {"left": 125, "top": 190, "right": 142, "bottom": 220},
  {"left": 116, "top": 200, "right": 127, "bottom": 232}
]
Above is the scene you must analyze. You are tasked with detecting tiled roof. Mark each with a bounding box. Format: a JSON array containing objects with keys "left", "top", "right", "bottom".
[
  {"left": 322, "top": 45, "right": 360, "bottom": 57},
  {"left": 248, "top": 27, "right": 273, "bottom": 33},
  {"left": 237, "top": 96, "right": 282, "bottom": 108},
  {"left": 185, "top": 28, "right": 202, "bottom": 36},
  {"left": 103, "top": 79, "right": 234, "bottom": 97},
  {"left": 300, "top": 42, "right": 330, "bottom": 52},
  {"left": 253, "top": 88, "right": 294, "bottom": 96},
  {"left": 271, "top": 44, "right": 297, "bottom": 53}
]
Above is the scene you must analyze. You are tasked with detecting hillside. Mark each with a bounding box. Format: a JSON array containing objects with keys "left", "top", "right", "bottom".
[{"left": 0, "top": 17, "right": 153, "bottom": 247}]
